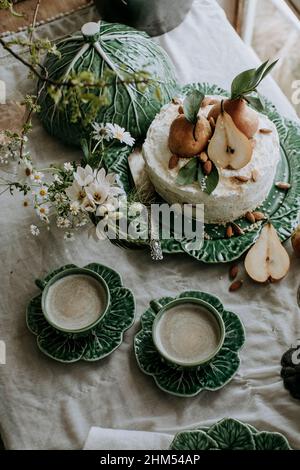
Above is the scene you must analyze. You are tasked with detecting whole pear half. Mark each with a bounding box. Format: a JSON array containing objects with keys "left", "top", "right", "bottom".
[
  {"left": 208, "top": 99, "right": 259, "bottom": 139},
  {"left": 207, "top": 110, "right": 253, "bottom": 170},
  {"left": 245, "top": 223, "right": 290, "bottom": 282},
  {"left": 168, "top": 114, "right": 212, "bottom": 157}
]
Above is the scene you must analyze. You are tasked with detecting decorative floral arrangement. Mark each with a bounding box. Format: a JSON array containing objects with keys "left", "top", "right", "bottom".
[
  {"left": 0, "top": 1, "right": 164, "bottom": 244},
  {"left": 1, "top": 121, "right": 136, "bottom": 241}
]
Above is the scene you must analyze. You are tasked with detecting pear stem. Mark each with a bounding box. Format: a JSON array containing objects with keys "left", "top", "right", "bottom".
[{"left": 220, "top": 100, "right": 225, "bottom": 115}]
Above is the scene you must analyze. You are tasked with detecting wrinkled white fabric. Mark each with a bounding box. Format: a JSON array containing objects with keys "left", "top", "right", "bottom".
[
  {"left": 83, "top": 427, "right": 173, "bottom": 450},
  {"left": 0, "top": 0, "right": 299, "bottom": 450}
]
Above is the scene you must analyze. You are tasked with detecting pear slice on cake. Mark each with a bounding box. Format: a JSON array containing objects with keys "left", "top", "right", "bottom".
[
  {"left": 207, "top": 103, "right": 253, "bottom": 170},
  {"left": 245, "top": 223, "right": 290, "bottom": 282}
]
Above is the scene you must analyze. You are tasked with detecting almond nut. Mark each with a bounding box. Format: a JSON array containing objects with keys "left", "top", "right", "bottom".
[
  {"left": 245, "top": 211, "right": 256, "bottom": 224},
  {"left": 252, "top": 169, "right": 259, "bottom": 182},
  {"left": 229, "top": 264, "right": 239, "bottom": 280},
  {"left": 226, "top": 225, "right": 234, "bottom": 238},
  {"left": 252, "top": 211, "right": 265, "bottom": 221},
  {"left": 259, "top": 128, "right": 273, "bottom": 134},
  {"left": 275, "top": 182, "right": 291, "bottom": 190},
  {"left": 232, "top": 222, "right": 244, "bottom": 236},
  {"left": 229, "top": 280, "right": 243, "bottom": 292},
  {"left": 199, "top": 152, "right": 208, "bottom": 163},
  {"left": 168, "top": 154, "right": 179, "bottom": 170},
  {"left": 235, "top": 175, "right": 250, "bottom": 183},
  {"left": 203, "top": 160, "right": 212, "bottom": 175}
]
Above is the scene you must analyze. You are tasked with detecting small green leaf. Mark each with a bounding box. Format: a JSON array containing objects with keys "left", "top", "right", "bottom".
[
  {"left": 198, "top": 162, "right": 219, "bottom": 195},
  {"left": 183, "top": 90, "right": 204, "bottom": 124},
  {"left": 176, "top": 158, "right": 198, "bottom": 185},
  {"left": 205, "top": 162, "right": 219, "bottom": 195},
  {"left": 231, "top": 60, "right": 278, "bottom": 99},
  {"left": 231, "top": 68, "right": 257, "bottom": 99},
  {"left": 260, "top": 59, "right": 278, "bottom": 81},
  {"left": 246, "top": 94, "right": 265, "bottom": 112},
  {"left": 254, "top": 60, "right": 270, "bottom": 83}
]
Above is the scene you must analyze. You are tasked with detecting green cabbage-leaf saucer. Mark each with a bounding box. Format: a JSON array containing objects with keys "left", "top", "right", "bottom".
[
  {"left": 134, "top": 291, "right": 245, "bottom": 397},
  {"left": 26, "top": 263, "right": 135, "bottom": 363},
  {"left": 170, "top": 418, "right": 292, "bottom": 450}
]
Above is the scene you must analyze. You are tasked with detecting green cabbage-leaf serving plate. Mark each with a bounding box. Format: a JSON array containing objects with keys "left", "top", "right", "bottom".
[
  {"left": 134, "top": 291, "right": 245, "bottom": 397},
  {"left": 26, "top": 263, "right": 135, "bottom": 363},
  {"left": 101, "top": 83, "right": 300, "bottom": 264},
  {"left": 170, "top": 418, "right": 292, "bottom": 450}
]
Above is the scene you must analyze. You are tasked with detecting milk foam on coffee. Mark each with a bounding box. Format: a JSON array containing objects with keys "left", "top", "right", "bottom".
[
  {"left": 45, "top": 274, "right": 106, "bottom": 330},
  {"left": 155, "top": 303, "right": 221, "bottom": 364}
]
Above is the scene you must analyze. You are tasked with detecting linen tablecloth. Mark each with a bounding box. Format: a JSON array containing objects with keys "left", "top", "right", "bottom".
[{"left": 0, "top": 0, "right": 299, "bottom": 450}]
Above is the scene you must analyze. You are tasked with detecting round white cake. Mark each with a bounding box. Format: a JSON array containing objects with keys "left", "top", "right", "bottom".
[{"left": 142, "top": 97, "right": 280, "bottom": 224}]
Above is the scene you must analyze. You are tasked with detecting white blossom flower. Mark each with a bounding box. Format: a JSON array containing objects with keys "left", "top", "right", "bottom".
[
  {"left": 17, "top": 157, "right": 33, "bottom": 181},
  {"left": 64, "top": 162, "right": 73, "bottom": 172},
  {"left": 35, "top": 185, "right": 48, "bottom": 199},
  {"left": 56, "top": 216, "right": 71, "bottom": 228},
  {"left": 81, "top": 196, "right": 96, "bottom": 212},
  {"left": 74, "top": 164, "right": 94, "bottom": 187},
  {"left": 54, "top": 192, "right": 67, "bottom": 204},
  {"left": 69, "top": 200, "right": 80, "bottom": 215},
  {"left": 86, "top": 168, "right": 123, "bottom": 205},
  {"left": 53, "top": 174, "right": 63, "bottom": 184},
  {"left": 31, "top": 171, "right": 44, "bottom": 183},
  {"left": 91, "top": 122, "right": 112, "bottom": 142},
  {"left": 30, "top": 224, "right": 40, "bottom": 236},
  {"left": 106, "top": 123, "right": 135, "bottom": 146},
  {"left": 36, "top": 205, "right": 49, "bottom": 221},
  {"left": 64, "top": 231, "right": 75, "bottom": 242},
  {"left": 65, "top": 181, "right": 86, "bottom": 202}
]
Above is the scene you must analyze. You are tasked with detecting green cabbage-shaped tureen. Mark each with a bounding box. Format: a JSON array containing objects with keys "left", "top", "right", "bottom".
[{"left": 37, "top": 21, "right": 179, "bottom": 146}]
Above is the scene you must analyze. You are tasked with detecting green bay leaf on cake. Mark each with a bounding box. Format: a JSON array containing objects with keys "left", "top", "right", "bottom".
[{"left": 37, "top": 21, "right": 179, "bottom": 147}]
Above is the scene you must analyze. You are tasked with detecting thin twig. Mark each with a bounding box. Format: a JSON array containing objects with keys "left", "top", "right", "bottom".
[{"left": 29, "top": 0, "right": 41, "bottom": 43}]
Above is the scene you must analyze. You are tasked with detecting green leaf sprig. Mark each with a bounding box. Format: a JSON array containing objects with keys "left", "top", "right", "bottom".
[
  {"left": 230, "top": 59, "right": 278, "bottom": 111},
  {"left": 183, "top": 90, "right": 204, "bottom": 140},
  {"left": 176, "top": 157, "right": 219, "bottom": 195},
  {"left": 183, "top": 90, "right": 204, "bottom": 125}
]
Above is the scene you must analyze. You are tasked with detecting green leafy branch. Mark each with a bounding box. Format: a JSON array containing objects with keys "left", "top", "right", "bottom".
[
  {"left": 230, "top": 59, "right": 278, "bottom": 111},
  {"left": 0, "top": 0, "right": 23, "bottom": 17}
]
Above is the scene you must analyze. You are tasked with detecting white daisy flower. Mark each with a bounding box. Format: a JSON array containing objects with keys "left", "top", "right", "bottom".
[
  {"left": 36, "top": 205, "right": 49, "bottom": 220},
  {"left": 74, "top": 164, "right": 94, "bottom": 187},
  {"left": 64, "top": 162, "right": 73, "bottom": 172},
  {"left": 30, "top": 224, "right": 40, "bottom": 236},
  {"left": 31, "top": 171, "right": 44, "bottom": 183},
  {"left": 106, "top": 123, "right": 135, "bottom": 146},
  {"left": 35, "top": 186, "right": 48, "bottom": 199},
  {"left": 69, "top": 200, "right": 80, "bottom": 215},
  {"left": 91, "top": 122, "right": 112, "bottom": 142},
  {"left": 17, "top": 158, "right": 33, "bottom": 182},
  {"left": 65, "top": 181, "right": 86, "bottom": 202}
]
